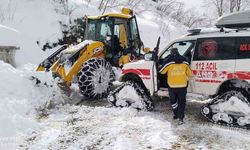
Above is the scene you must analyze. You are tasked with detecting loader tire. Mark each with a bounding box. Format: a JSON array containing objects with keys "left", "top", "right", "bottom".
[
  {"left": 77, "top": 58, "right": 115, "bottom": 99},
  {"left": 107, "top": 80, "right": 154, "bottom": 111}
]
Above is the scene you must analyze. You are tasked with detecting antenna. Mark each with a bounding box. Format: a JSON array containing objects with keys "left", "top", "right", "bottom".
[{"left": 220, "top": 27, "right": 224, "bottom": 32}]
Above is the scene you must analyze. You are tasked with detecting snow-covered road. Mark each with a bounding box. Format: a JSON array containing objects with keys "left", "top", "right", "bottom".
[{"left": 21, "top": 98, "right": 250, "bottom": 150}]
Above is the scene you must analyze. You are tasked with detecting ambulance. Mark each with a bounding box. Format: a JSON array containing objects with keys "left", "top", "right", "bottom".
[{"left": 108, "top": 10, "right": 250, "bottom": 128}]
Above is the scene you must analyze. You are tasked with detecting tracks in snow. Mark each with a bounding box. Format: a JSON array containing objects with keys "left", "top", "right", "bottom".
[{"left": 20, "top": 98, "right": 250, "bottom": 150}]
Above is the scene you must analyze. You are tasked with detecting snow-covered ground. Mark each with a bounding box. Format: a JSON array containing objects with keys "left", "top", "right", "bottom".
[
  {"left": 1, "top": 0, "right": 250, "bottom": 150},
  {"left": 20, "top": 100, "right": 250, "bottom": 150},
  {"left": 0, "top": 61, "right": 249, "bottom": 150}
]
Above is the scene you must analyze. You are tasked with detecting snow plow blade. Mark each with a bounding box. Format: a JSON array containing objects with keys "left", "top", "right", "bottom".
[
  {"left": 34, "top": 45, "right": 74, "bottom": 102},
  {"left": 201, "top": 91, "right": 250, "bottom": 129},
  {"left": 36, "top": 45, "right": 67, "bottom": 72}
]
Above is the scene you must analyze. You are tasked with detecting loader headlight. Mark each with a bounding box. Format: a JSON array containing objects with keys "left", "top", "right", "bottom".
[{"left": 93, "top": 47, "right": 103, "bottom": 54}]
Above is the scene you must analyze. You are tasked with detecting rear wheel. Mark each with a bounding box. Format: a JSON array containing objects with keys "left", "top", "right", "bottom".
[
  {"left": 201, "top": 90, "right": 250, "bottom": 128},
  {"left": 77, "top": 58, "right": 114, "bottom": 99},
  {"left": 107, "top": 80, "right": 154, "bottom": 111}
]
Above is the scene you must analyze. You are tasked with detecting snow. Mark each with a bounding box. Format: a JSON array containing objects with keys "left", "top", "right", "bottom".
[
  {"left": 0, "top": 24, "right": 20, "bottom": 46},
  {"left": 0, "top": 60, "right": 250, "bottom": 149},
  {"left": 63, "top": 40, "right": 92, "bottom": 53},
  {"left": 211, "top": 96, "right": 250, "bottom": 114},
  {"left": 115, "top": 85, "right": 144, "bottom": 109},
  {"left": 19, "top": 105, "right": 177, "bottom": 149},
  {"left": 18, "top": 97, "right": 250, "bottom": 150},
  {"left": 0, "top": 0, "right": 62, "bottom": 65},
  {"left": 0, "top": 61, "right": 55, "bottom": 149},
  {"left": 1, "top": 0, "right": 250, "bottom": 149}
]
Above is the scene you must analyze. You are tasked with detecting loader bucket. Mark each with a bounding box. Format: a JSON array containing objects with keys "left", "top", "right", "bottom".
[{"left": 36, "top": 45, "right": 67, "bottom": 72}]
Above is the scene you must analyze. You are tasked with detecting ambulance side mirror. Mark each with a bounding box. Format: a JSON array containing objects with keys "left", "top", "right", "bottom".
[
  {"left": 106, "top": 36, "right": 111, "bottom": 41},
  {"left": 144, "top": 52, "right": 153, "bottom": 61}
]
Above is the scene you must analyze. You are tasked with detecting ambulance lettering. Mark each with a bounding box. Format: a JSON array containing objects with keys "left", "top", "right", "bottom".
[
  {"left": 194, "top": 62, "right": 223, "bottom": 83},
  {"left": 240, "top": 44, "right": 250, "bottom": 51},
  {"left": 196, "top": 62, "right": 217, "bottom": 71}
]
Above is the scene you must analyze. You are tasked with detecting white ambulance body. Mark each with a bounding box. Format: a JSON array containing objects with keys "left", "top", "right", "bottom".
[
  {"left": 109, "top": 11, "right": 250, "bottom": 127},
  {"left": 121, "top": 11, "right": 250, "bottom": 98}
]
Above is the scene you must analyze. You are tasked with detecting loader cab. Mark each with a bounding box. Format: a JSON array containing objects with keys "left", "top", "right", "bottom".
[{"left": 85, "top": 9, "right": 143, "bottom": 66}]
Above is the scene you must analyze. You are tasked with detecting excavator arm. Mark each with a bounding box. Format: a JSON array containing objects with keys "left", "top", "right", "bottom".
[{"left": 36, "top": 41, "right": 105, "bottom": 86}]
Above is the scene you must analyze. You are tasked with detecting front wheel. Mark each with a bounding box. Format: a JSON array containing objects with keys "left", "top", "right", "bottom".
[
  {"left": 107, "top": 80, "right": 154, "bottom": 111},
  {"left": 77, "top": 58, "right": 114, "bottom": 99}
]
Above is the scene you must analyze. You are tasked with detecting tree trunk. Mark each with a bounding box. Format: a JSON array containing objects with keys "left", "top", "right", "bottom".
[
  {"left": 236, "top": 0, "right": 242, "bottom": 11},
  {"left": 99, "top": 0, "right": 105, "bottom": 10},
  {"left": 102, "top": 0, "right": 110, "bottom": 14},
  {"left": 219, "top": 0, "right": 224, "bottom": 16},
  {"left": 229, "top": 0, "right": 235, "bottom": 13}
]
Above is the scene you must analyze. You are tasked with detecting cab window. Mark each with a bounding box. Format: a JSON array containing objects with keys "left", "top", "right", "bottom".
[
  {"left": 130, "top": 17, "right": 139, "bottom": 42},
  {"left": 114, "top": 18, "right": 129, "bottom": 49},
  {"left": 129, "top": 17, "right": 141, "bottom": 57},
  {"left": 86, "top": 19, "right": 112, "bottom": 42}
]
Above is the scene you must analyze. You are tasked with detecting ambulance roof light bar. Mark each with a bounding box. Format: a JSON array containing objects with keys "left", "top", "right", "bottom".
[{"left": 187, "top": 29, "right": 202, "bottom": 35}]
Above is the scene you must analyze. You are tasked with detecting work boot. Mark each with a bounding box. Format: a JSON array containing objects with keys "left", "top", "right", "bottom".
[
  {"left": 173, "top": 116, "right": 178, "bottom": 120},
  {"left": 178, "top": 118, "right": 184, "bottom": 125}
]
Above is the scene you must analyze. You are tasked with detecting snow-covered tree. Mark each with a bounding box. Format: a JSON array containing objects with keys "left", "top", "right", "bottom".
[
  {"left": 50, "top": 0, "right": 79, "bottom": 24},
  {"left": 156, "top": 0, "right": 210, "bottom": 28},
  {"left": 0, "top": 0, "right": 17, "bottom": 23},
  {"left": 38, "top": 17, "right": 86, "bottom": 51}
]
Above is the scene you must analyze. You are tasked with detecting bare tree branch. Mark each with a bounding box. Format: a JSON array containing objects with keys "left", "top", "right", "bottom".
[
  {"left": 0, "top": 0, "right": 17, "bottom": 23},
  {"left": 50, "top": 0, "right": 79, "bottom": 24},
  {"left": 203, "top": 0, "right": 249, "bottom": 17}
]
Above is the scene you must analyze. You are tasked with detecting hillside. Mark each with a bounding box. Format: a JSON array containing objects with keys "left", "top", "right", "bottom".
[{"left": 0, "top": 0, "right": 186, "bottom": 66}]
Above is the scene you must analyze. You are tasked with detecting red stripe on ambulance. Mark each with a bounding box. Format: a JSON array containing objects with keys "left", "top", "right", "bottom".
[
  {"left": 122, "top": 69, "right": 150, "bottom": 76},
  {"left": 228, "top": 72, "right": 250, "bottom": 80},
  {"left": 122, "top": 69, "right": 151, "bottom": 80}
]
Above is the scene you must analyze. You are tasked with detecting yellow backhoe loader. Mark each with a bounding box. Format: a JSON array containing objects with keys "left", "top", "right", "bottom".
[{"left": 36, "top": 8, "right": 145, "bottom": 99}]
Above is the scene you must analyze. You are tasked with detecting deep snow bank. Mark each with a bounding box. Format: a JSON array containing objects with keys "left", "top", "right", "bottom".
[
  {"left": 0, "top": 24, "right": 20, "bottom": 46},
  {"left": 0, "top": 0, "right": 62, "bottom": 65},
  {"left": 0, "top": 61, "right": 55, "bottom": 148}
]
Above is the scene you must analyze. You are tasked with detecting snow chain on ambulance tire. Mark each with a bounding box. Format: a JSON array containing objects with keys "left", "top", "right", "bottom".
[
  {"left": 201, "top": 90, "right": 250, "bottom": 129},
  {"left": 107, "top": 80, "right": 154, "bottom": 111},
  {"left": 77, "top": 58, "right": 115, "bottom": 99}
]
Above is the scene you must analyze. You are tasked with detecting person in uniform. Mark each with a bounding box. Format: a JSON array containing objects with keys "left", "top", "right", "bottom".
[{"left": 160, "top": 48, "right": 192, "bottom": 125}]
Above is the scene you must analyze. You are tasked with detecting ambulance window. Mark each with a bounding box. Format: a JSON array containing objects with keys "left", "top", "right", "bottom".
[
  {"left": 193, "top": 38, "right": 236, "bottom": 60},
  {"left": 236, "top": 37, "right": 250, "bottom": 59},
  {"left": 160, "top": 41, "right": 194, "bottom": 59}
]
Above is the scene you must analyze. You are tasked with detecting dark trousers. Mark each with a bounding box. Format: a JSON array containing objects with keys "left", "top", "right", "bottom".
[{"left": 168, "top": 87, "right": 187, "bottom": 119}]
